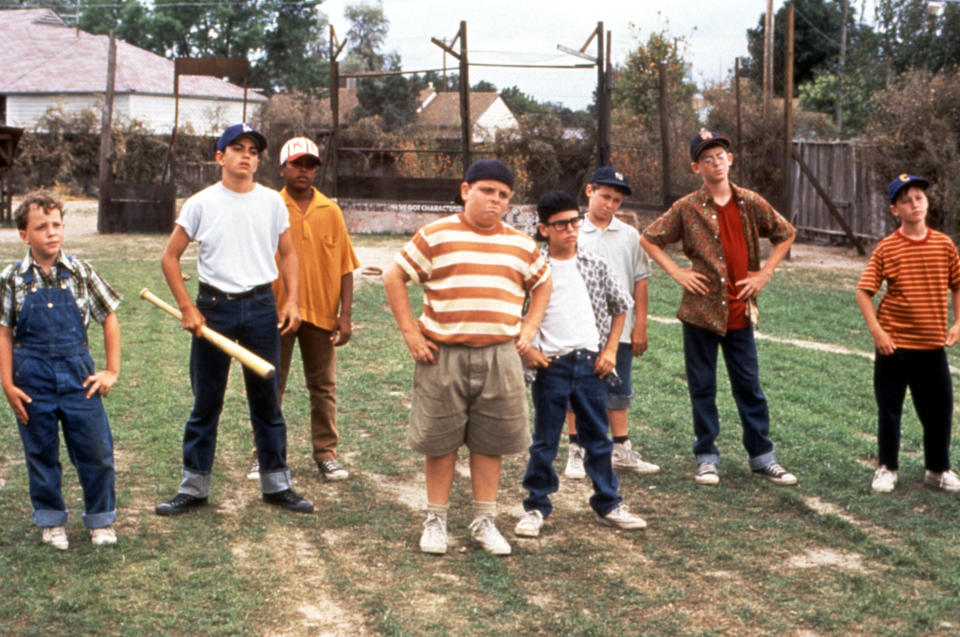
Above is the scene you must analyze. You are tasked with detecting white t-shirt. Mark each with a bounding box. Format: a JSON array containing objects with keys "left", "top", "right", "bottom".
[
  {"left": 533, "top": 255, "right": 599, "bottom": 357},
  {"left": 176, "top": 182, "right": 290, "bottom": 294}
]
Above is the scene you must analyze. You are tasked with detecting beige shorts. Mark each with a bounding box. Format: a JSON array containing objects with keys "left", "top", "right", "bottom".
[{"left": 408, "top": 340, "right": 531, "bottom": 457}]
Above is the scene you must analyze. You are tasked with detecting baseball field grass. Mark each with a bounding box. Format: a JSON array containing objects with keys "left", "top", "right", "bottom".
[{"left": 1, "top": 213, "right": 959, "bottom": 636}]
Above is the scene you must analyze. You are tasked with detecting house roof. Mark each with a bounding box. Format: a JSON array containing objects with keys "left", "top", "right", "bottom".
[
  {"left": 416, "top": 91, "right": 501, "bottom": 128},
  {"left": 0, "top": 9, "right": 263, "bottom": 101}
]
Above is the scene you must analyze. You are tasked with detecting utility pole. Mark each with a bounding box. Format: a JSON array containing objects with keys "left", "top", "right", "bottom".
[
  {"left": 658, "top": 62, "right": 671, "bottom": 205},
  {"left": 763, "top": 0, "right": 774, "bottom": 116},
  {"left": 97, "top": 31, "right": 116, "bottom": 233},
  {"left": 836, "top": 0, "right": 848, "bottom": 130},
  {"left": 783, "top": 4, "right": 795, "bottom": 224},
  {"left": 328, "top": 25, "right": 347, "bottom": 198}
]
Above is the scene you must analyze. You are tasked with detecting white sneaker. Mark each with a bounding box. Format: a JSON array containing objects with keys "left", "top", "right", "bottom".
[
  {"left": 469, "top": 515, "right": 511, "bottom": 555},
  {"left": 752, "top": 462, "right": 798, "bottom": 486},
  {"left": 41, "top": 526, "right": 69, "bottom": 550},
  {"left": 246, "top": 462, "right": 260, "bottom": 481},
  {"left": 564, "top": 443, "right": 586, "bottom": 479},
  {"left": 90, "top": 527, "right": 117, "bottom": 545},
  {"left": 695, "top": 462, "right": 720, "bottom": 485},
  {"left": 419, "top": 513, "right": 448, "bottom": 554},
  {"left": 871, "top": 466, "right": 897, "bottom": 493},
  {"left": 318, "top": 459, "right": 349, "bottom": 482},
  {"left": 612, "top": 440, "right": 661, "bottom": 474},
  {"left": 924, "top": 469, "right": 960, "bottom": 492},
  {"left": 514, "top": 510, "right": 544, "bottom": 537},
  {"left": 595, "top": 504, "right": 646, "bottom": 530}
]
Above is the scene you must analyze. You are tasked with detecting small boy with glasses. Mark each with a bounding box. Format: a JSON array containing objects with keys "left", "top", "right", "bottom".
[{"left": 514, "top": 191, "right": 647, "bottom": 539}]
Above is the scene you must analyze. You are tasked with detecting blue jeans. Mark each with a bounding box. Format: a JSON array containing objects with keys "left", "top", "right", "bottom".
[
  {"left": 523, "top": 349, "right": 621, "bottom": 518},
  {"left": 179, "top": 287, "right": 291, "bottom": 496},
  {"left": 683, "top": 322, "right": 776, "bottom": 469}
]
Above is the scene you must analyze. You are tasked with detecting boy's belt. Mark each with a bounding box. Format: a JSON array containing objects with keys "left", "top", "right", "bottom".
[{"left": 198, "top": 282, "right": 272, "bottom": 300}]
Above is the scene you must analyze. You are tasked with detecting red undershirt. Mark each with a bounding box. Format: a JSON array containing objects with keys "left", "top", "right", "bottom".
[{"left": 716, "top": 196, "right": 750, "bottom": 330}]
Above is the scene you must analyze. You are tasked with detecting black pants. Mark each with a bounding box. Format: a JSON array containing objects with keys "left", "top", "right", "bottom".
[{"left": 874, "top": 348, "right": 953, "bottom": 472}]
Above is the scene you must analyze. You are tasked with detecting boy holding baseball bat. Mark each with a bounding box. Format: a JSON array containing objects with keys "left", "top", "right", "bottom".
[
  {"left": 155, "top": 123, "right": 312, "bottom": 516},
  {"left": 0, "top": 191, "right": 121, "bottom": 549}
]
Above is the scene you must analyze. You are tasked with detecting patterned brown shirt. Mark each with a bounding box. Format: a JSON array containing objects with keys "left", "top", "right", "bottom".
[{"left": 642, "top": 182, "right": 795, "bottom": 335}]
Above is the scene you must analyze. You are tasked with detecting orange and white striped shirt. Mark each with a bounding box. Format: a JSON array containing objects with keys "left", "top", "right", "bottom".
[
  {"left": 396, "top": 213, "right": 550, "bottom": 347},
  {"left": 858, "top": 228, "right": 960, "bottom": 349}
]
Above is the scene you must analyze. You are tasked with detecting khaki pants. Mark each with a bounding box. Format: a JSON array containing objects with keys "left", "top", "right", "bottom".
[{"left": 279, "top": 321, "right": 339, "bottom": 464}]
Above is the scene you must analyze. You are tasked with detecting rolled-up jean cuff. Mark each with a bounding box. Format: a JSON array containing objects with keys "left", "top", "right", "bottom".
[
  {"left": 34, "top": 508, "right": 68, "bottom": 527},
  {"left": 748, "top": 450, "right": 777, "bottom": 471},
  {"left": 606, "top": 394, "right": 633, "bottom": 410},
  {"left": 83, "top": 509, "right": 117, "bottom": 529},
  {"left": 260, "top": 469, "right": 292, "bottom": 494},
  {"left": 179, "top": 468, "right": 212, "bottom": 498},
  {"left": 694, "top": 453, "right": 720, "bottom": 466}
]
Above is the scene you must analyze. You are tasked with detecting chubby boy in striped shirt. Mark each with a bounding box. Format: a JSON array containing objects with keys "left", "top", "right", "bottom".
[
  {"left": 857, "top": 174, "right": 960, "bottom": 493},
  {"left": 383, "top": 160, "right": 551, "bottom": 555}
]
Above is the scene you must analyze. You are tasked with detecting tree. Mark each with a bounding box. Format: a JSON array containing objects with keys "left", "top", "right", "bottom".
[
  {"left": 76, "top": 1, "right": 329, "bottom": 95},
  {"left": 742, "top": 0, "right": 878, "bottom": 97},
  {"left": 611, "top": 28, "right": 697, "bottom": 131},
  {"left": 342, "top": 0, "right": 389, "bottom": 72},
  {"left": 875, "top": 0, "right": 960, "bottom": 77}
]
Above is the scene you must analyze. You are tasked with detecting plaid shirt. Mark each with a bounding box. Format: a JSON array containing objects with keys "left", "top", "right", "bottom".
[
  {"left": 0, "top": 250, "right": 122, "bottom": 330},
  {"left": 642, "top": 182, "right": 794, "bottom": 335}
]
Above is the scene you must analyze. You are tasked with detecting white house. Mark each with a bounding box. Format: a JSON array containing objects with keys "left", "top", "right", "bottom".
[
  {"left": 0, "top": 8, "right": 265, "bottom": 134},
  {"left": 415, "top": 87, "right": 519, "bottom": 143}
]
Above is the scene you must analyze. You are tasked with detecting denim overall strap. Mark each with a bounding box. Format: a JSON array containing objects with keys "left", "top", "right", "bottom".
[{"left": 14, "top": 265, "right": 87, "bottom": 357}]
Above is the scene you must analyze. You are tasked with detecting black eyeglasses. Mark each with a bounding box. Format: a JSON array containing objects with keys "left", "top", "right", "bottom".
[{"left": 543, "top": 214, "right": 585, "bottom": 231}]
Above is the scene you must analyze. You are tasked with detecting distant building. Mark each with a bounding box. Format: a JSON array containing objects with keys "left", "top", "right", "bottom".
[
  {"left": 0, "top": 8, "right": 264, "bottom": 134},
  {"left": 415, "top": 86, "right": 519, "bottom": 143}
]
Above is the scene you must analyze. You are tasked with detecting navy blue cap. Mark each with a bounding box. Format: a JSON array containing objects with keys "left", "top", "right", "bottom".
[
  {"left": 537, "top": 190, "right": 580, "bottom": 224},
  {"left": 690, "top": 129, "right": 731, "bottom": 161},
  {"left": 887, "top": 173, "right": 930, "bottom": 204},
  {"left": 217, "top": 123, "right": 267, "bottom": 153},
  {"left": 464, "top": 159, "right": 514, "bottom": 189},
  {"left": 589, "top": 166, "right": 632, "bottom": 196}
]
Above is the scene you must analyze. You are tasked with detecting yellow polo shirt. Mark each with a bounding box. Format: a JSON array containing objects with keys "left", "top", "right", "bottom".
[{"left": 274, "top": 187, "right": 360, "bottom": 331}]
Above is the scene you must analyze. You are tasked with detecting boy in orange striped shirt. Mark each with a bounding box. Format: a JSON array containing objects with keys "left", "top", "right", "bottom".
[
  {"left": 857, "top": 174, "right": 960, "bottom": 493},
  {"left": 383, "top": 159, "right": 551, "bottom": 555}
]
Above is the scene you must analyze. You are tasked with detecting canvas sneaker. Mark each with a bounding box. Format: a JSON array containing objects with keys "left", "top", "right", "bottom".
[
  {"left": 752, "top": 462, "right": 798, "bottom": 486},
  {"left": 90, "top": 527, "right": 117, "bottom": 546},
  {"left": 564, "top": 443, "right": 586, "bottom": 479},
  {"left": 695, "top": 461, "right": 720, "bottom": 486},
  {"left": 871, "top": 466, "right": 897, "bottom": 493},
  {"left": 419, "top": 513, "right": 448, "bottom": 554},
  {"left": 246, "top": 462, "right": 260, "bottom": 481},
  {"left": 595, "top": 504, "right": 647, "bottom": 530},
  {"left": 924, "top": 469, "right": 960, "bottom": 492},
  {"left": 263, "top": 488, "right": 314, "bottom": 513},
  {"left": 318, "top": 459, "right": 349, "bottom": 482},
  {"left": 469, "top": 515, "right": 512, "bottom": 555},
  {"left": 41, "top": 526, "right": 69, "bottom": 550},
  {"left": 514, "top": 509, "right": 545, "bottom": 538},
  {"left": 612, "top": 440, "right": 661, "bottom": 475}
]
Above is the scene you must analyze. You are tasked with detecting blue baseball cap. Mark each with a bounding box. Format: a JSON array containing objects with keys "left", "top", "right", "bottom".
[
  {"left": 690, "top": 129, "right": 731, "bottom": 161},
  {"left": 887, "top": 173, "right": 929, "bottom": 204},
  {"left": 589, "top": 166, "right": 632, "bottom": 196},
  {"left": 217, "top": 123, "right": 267, "bottom": 153}
]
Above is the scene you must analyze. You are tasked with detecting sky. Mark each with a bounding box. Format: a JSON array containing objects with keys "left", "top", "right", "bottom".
[{"left": 317, "top": 0, "right": 795, "bottom": 111}]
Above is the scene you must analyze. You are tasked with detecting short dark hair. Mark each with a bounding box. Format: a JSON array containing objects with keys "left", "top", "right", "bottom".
[{"left": 15, "top": 190, "right": 64, "bottom": 230}]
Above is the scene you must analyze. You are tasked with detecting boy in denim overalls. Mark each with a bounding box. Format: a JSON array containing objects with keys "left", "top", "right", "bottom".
[{"left": 0, "top": 191, "right": 122, "bottom": 549}]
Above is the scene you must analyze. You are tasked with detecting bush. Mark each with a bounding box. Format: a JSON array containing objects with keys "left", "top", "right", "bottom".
[
  {"left": 865, "top": 69, "right": 960, "bottom": 238},
  {"left": 12, "top": 104, "right": 214, "bottom": 197}
]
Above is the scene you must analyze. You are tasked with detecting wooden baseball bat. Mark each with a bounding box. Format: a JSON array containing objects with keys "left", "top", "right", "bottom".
[{"left": 139, "top": 287, "right": 276, "bottom": 379}]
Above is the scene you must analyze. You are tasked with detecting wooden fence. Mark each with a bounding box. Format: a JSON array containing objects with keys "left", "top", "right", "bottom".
[{"left": 790, "top": 140, "right": 890, "bottom": 242}]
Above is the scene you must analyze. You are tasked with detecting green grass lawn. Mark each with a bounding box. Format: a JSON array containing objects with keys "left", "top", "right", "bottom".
[{"left": 1, "top": 229, "right": 959, "bottom": 636}]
